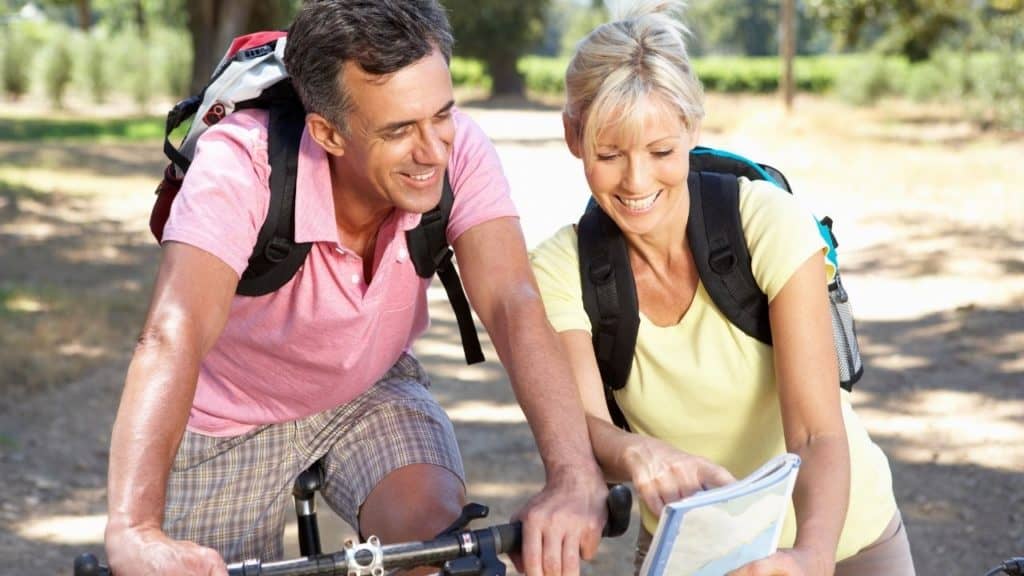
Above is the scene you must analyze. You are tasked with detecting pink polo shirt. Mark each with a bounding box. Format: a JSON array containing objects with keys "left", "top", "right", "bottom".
[{"left": 162, "top": 108, "right": 517, "bottom": 435}]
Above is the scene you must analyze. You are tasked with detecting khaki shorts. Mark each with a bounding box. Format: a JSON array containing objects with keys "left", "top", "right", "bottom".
[{"left": 163, "top": 354, "right": 464, "bottom": 562}]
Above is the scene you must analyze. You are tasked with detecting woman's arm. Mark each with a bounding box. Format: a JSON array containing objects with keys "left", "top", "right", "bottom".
[
  {"left": 559, "top": 329, "right": 735, "bottom": 517},
  {"left": 732, "top": 252, "right": 850, "bottom": 576}
]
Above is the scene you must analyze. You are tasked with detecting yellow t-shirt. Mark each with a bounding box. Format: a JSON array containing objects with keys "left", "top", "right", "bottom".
[{"left": 530, "top": 178, "right": 896, "bottom": 561}]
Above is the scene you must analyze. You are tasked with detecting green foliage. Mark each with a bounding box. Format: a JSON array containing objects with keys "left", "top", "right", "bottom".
[
  {"left": 446, "top": 0, "right": 549, "bottom": 59},
  {"left": 0, "top": 115, "right": 165, "bottom": 142},
  {"left": 519, "top": 55, "right": 568, "bottom": 95},
  {"left": 450, "top": 57, "right": 492, "bottom": 91},
  {"left": 152, "top": 26, "right": 192, "bottom": 100},
  {"left": 689, "top": 0, "right": 779, "bottom": 56},
  {"left": 833, "top": 56, "right": 904, "bottom": 105},
  {"left": 898, "top": 57, "right": 956, "bottom": 102},
  {"left": 43, "top": 33, "right": 74, "bottom": 107},
  {"left": 557, "top": 1, "right": 608, "bottom": 57},
  {"left": 695, "top": 57, "right": 780, "bottom": 92},
  {"left": 445, "top": 0, "right": 550, "bottom": 94},
  {"left": 84, "top": 33, "right": 110, "bottom": 104},
  {"left": 2, "top": 23, "right": 37, "bottom": 99}
]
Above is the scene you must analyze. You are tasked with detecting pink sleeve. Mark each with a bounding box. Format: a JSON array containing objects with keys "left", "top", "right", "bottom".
[
  {"left": 161, "top": 110, "right": 272, "bottom": 277},
  {"left": 445, "top": 108, "right": 519, "bottom": 243}
]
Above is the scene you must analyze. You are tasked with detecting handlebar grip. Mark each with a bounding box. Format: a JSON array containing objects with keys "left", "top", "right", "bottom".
[
  {"left": 493, "top": 522, "right": 522, "bottom": 554},
  {"left": 74, "top": 553, "right": 111, "bottom": 576},
  {"left": 602, "top": 483, "right": 632, "bottom": 538}
]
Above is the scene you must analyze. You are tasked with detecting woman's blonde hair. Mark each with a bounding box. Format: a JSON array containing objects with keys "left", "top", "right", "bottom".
[{"left": 564, "top": 0, "right": 704, "bottom": 158}]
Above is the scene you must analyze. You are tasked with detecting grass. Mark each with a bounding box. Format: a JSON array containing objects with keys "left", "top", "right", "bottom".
[
  {"left": 0, "top": 173, "right": 153, "bottom": 403},
  {"left": 0, "top": 115, "right": 167, "bottom": 143}
]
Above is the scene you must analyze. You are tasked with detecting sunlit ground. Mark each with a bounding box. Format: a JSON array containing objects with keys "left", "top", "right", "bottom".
[{"left": 2, "top": 93, "right": 1021, "bottom": 574}]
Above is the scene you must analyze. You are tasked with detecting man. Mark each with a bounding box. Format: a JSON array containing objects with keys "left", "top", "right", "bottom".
[{"left": 103, "top": 1, "right": 607, "bottom": 575}]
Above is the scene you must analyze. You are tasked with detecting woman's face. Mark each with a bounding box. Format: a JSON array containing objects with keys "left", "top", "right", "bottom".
[{"left": 577, "top": 94, "right": 698, "bottom": 239}]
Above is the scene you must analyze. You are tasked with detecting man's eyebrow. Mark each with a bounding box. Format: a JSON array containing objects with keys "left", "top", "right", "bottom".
[{"left": 377, "top": 100, "right": 456, "bottom": 135}]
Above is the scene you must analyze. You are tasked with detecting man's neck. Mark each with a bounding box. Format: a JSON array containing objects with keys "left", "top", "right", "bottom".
[{"left": 330, "top": 161, "right": 393, "bottom": 264}]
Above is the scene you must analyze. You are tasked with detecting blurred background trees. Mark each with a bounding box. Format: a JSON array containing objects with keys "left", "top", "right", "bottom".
[{"left": 0, "top": 0, "right": 1021, "bottom": 128}]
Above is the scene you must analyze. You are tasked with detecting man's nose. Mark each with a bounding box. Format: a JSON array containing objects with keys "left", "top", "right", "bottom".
[{"left": 413, "top": 123, "right": 448, "bottom": 165}]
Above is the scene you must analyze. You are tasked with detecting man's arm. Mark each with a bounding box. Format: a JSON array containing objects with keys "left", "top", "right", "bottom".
[
  {"left": 453, "top": 217, "right": 607, "bottom": 576},
  {"left": 104, "top": 242, "right": 237, "bottom": 576}
]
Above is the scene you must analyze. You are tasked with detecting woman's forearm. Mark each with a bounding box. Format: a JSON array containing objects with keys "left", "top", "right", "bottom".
[{"left": 790, "top": 431, "right": 850, "bottom": 573}]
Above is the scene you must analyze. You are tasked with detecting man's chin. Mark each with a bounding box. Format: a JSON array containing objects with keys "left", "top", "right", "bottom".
[{"left": 397, "top": 186, "right": 445, "bottom": 214}]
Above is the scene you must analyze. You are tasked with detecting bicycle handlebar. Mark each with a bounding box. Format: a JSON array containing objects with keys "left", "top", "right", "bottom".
[{"left": 74, "top": 484, "right": 632, "bottom": 576}]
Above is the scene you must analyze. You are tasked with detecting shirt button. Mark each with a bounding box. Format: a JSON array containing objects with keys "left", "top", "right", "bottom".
[
  {"left": 350, "top": 273, "right": 360, "bottom": 284},
  {"left": 397, "top": 248, "right": 408, "bottom": 262}
]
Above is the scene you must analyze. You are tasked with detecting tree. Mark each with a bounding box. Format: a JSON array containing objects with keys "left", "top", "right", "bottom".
[
  {"left": 445, "top": 0, "right": 550, "bottom": 96},
  {"left": 40, "top": 0, "right": 92, "bottom": 29},
  {"left": 690, "top": 0, "right": 779, "bottom": 55},
  {"left": 806, "top": 0, "right": 968, "bottom": 61},
  {"left": 184, "top": 0, "right": 296, "bottom": 94}
]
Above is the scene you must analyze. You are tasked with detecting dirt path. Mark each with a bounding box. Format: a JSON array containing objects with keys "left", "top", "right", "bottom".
[{"left": 0, "top": 95, "right": 1021, "bottom": 575}]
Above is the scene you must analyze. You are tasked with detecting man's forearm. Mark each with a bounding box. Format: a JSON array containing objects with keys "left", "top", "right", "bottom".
[
  {"left": 486, "top": 288, "right": 598, "bottom": 475},
  {"left": 107, "top": 339, "right": 200, "bottom": 534}
]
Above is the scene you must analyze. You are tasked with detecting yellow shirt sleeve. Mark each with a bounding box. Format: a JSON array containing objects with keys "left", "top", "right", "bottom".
[
  {"left": 739, "top": 177, "right": 836, "bottom": 302},
  {"left": 529, "top": 224, "right": 591, "bottom": 334}
]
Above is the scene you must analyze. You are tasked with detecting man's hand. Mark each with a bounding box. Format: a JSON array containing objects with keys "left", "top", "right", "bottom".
[
  {"left": 727, "top": 547, "right": 827, "bottom": 576},
  {"left": 106, "top": 525, "right": 227, "bottom": 576},
  {"left": 623, "top": 435, "right": 735, "bottom": 517},
  {"left": 512, "top": 466, "right": 608, "bottom": 576}
]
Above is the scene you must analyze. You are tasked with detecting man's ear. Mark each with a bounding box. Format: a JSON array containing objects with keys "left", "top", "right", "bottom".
[
  {"left": 562, "top": 112, "right": 582, "bottom": 159},
  {"left": 306, "top": 113, "right": 346, "bottom": 157}
]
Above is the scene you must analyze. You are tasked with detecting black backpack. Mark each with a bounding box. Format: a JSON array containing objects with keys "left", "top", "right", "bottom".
[
  {"left": 149, "top": 32, "right": 483, "bottom": 365},
  {"left": 577, "top": 146, "right": 863, "bottom": 430}
]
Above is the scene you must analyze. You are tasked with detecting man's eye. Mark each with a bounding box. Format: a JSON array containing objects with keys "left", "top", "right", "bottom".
[{"left": 384, "top": 126, "right": 410, "bottom": 140}]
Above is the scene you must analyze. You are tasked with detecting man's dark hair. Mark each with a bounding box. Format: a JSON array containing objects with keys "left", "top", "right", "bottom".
[{"left": 284, "top": 0, "right": 454, "bottom": 133}]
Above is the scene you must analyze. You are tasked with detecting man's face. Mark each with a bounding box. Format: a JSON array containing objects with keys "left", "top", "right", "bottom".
[{"left": 334, "top": 48, "right": 455, "bottom": 215}]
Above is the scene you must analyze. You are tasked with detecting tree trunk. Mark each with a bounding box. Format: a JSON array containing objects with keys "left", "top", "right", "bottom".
[
  {"left": 135, "top": 0, "right": 147, "bottom": 38},
  {"left": 488, "top": 53, "right": 524, "bottom": 97},
  {"left": 74, "top": 0, "right": 91, "bottom": 30},
  {"left": 186, "top": 0, "right": 256, "bottom": 94},
  {"left": 780, "top": 0, "right": 795, "bottom": 110}
]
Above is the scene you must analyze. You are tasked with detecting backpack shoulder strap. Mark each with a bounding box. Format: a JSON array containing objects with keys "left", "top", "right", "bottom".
[
  {"left": 236, "top": 80, "right": 312, "bottom": 296},
  {"left": 577, "top": 201, "right": 639, "bottom": 431},
  {"left": 686, "top": 171, "right": 772, "bottom": 345},
  {"left": 405, "top": 176, "right": 485, "bottom": 365}
]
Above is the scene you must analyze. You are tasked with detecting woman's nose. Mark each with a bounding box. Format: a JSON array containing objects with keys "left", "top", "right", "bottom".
[{"left": 621, "top": 156, "right": 653, "bottom": 193}]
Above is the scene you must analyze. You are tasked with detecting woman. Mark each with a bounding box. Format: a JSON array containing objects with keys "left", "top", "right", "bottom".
[{"left": 529, "top": 1, "right": 915, "bottom": 574}]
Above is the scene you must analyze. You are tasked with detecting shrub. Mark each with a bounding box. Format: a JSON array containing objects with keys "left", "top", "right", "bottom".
[
  {"left": 519, "top": 55, "right": 568, "bottom": 95},
  {"left": 44, "top": 35, "right": 75, "bottom": 108},
  {"left": 85, "top": 35, "right": 110, "bottom": 104},
  {"left": 153, "top": 27, "right": 192, "bottom": 101},
  {"left": 835, "top": 56, "right": 903, "bottom": 106},
  {"left": 2, "top": 25, "right": 34, "bottom": 100},
  {"left": 450, "top": 57, "right": 491, "bottom": 91}
]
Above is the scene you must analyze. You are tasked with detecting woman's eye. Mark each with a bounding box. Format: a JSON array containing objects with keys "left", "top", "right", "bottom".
[
  {"left": 652, "top": 149, "right": 674, "bottom": 158},
  {"left": 596, "top": 153, "right": 619, "bottom": 161}
]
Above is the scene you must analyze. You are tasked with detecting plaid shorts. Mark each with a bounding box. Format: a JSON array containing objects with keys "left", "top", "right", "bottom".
[{"left": 163, "top": 354, "right": 464, "bottom": 562}]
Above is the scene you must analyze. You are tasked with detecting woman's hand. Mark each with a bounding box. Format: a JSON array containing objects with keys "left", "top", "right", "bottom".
[
  {"left": 727, "top": 547, "right": 828, "bottom": 576},
  {"left": 622, "top": 435, "right": 735, "bottom": 516}
]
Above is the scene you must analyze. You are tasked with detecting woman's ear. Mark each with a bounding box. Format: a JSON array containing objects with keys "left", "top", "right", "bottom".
[
  {"left": 563, "top": 112, "right": 582, "bottom": 159},
  {"left": 687, "top": 117, "right": 703, "bottom": 150},
  {"left": 306, "top": 113, "right": 346, "bottom": 157}
]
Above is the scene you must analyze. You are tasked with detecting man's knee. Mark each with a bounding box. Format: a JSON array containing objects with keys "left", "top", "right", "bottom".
[{"left": 358, "top": 463, "right": 465, "bottom": 543}]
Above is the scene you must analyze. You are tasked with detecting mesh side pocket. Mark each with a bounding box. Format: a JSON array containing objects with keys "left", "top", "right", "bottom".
[{"left": 829, "top": 273, "right": 864, "bottom": 390}]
